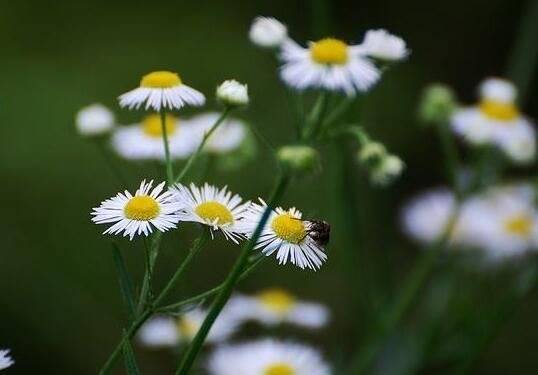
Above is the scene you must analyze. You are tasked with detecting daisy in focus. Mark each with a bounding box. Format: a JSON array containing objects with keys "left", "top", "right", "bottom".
[
  {"left": 118, "top": 70, "right": 205, "bottom": 111},
  {"left": 451, "top": 77, "right": 536, "bottom": 164},
  {"left": 92, "top": 180, "right": 182, "bottom": 240},
  {"left": 240, "top": 200, "right": 328, "bottom": 270},
  {"left": 228, "top": 288, "right": 329, "bottom": 328},
  {"left": 111, "top": 114, "right": 198, "bottom": 161},
  {"left": 0, "top": 349, "right": 14, "bottom": 370},
  {"left": 75, "top": 103, "right": 115, "bottom": 137},
  {"left": 207, "top": 339, "right": 331, "bottom": 375},
  {"left": 187, "top": 112, "right": 248, "bottom": 154},
  {"left": 138, "top": 308, "right": 239, "bottom": 348},
  {"left": 280, "top": 36, "right": 381, "bottom": 95},
  {"left": 171, "top": 183, "right": 250, "bottom": 243}
]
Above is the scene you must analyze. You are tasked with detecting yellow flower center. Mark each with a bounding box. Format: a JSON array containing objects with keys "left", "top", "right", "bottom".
[
  {"left": 177, "top": 317, "right": 198, "bottom": 339},
  {"left": 310, "top": 38, "right": 349, "bottom": 65},
  {"left": 264, "top": 363, "right": 296, "bottom": 375},
  {"left": 271, "top": 213, "right": 306, "bottom": 244},
  {"left": 479, "top": 100, "right": 520, "bottom": 121},
  {"left": 195, "top": 201, "right": 234, "bottom": 225},
  {"left": 142, "top": 114, "right": 177, "bottom": 138},
  {"left": 140, "top": 71, "right": 182, "bottom": 88},
  {"left": 504, "top": 215, "right": 533, "bottom": 236},
  {"left": 257, "top": 288, "right": 296, "bottom": 313},
  {"left": 124, "top": 196, "right": 160, "bottom": 221}
]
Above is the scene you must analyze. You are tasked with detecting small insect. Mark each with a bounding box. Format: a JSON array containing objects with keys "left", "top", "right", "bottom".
[{"left": 304, "top": 220, "right": 331, "bottom": 247}]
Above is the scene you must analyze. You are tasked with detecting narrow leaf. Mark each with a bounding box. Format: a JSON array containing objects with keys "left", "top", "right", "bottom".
[
  {"left": 112, "top": 242, "right": 136, "bottom": 322},
  {"left": 122, "top": 332, "right": 141, "bottom": 375}
]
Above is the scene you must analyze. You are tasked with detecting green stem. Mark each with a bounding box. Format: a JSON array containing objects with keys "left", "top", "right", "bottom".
[
  {"left": 437, "top": 121, "right": 461, "bottom": 197},
  {"left": 160, "top": 110, "right": 174, "bottom": 185},
  {"left": 174, "top": 108, "right": 231, "bottom": 184},
  {"left": 318, "top": 97, "right": 354, "bottom": 138},
  {"left": 137, "top": 232, "right": 162, "bottom": 314},
  {"left": 98, "top": 231, "right": 209, "bottom": 375},
  {"left": 176, "top": 173, "right": 290, "bottom": 374},
  {"left": 142, "top": 237, "right": 154, "bottom": 303},
  {"left": 94, "top": 139, "right": 129, "bottom": 187},
  {"left": 302, "top": 92, "right": 329, "bottom": 140}
]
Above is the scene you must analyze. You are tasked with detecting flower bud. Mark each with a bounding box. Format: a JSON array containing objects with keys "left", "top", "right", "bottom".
[
  {"left": 216, "top": 80, "right": 249, "bottom": 107},
  {"left": 358, "top": 141, "right": 386, "bottom": 164},
  {"left": 249, "top": 17, "right": 288, "bottom": 48},
  {"left": 371, "top": 155, "right": 405, "bottom": 186},
  {"left": 418, "top": 84, "right": 457, "bottom": 124},
  {"left": 75, "top": 104, "right": 115, "bottom": 137},
  {"left": 277, "top": 145, "right": 320, "bottom": 174}
]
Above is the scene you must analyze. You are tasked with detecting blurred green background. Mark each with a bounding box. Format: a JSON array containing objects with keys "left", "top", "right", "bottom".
[{"left": 1, "top": 0, "right": 537, "bottom": 373}]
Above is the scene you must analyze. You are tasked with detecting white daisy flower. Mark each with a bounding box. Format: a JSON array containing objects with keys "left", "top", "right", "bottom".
[
  {"left": 111, "top": 114, "right": 198, "bottom": 161},
  {"left": 239, "top": 200, "right": 328, "bottom": 270},
  {"left": 91, "top": 180, "right": 182, "bottom": 240},
  {"left": 118, "top": 71, "right": 205, "bottom": 111},
  {"left": 402, "top": 188, "right": 458, "bottom": 244},
  {"left": 249, "top": 17, "right": 288, "bottom": 48},
  {"left": 279, "top": 37, "right": 380, "bottom": 95},
  {"left": 75, "top": 103, "right": 115, "bottom": 137},
  {"left": 228, "top": 288, "right": 329, "bottom": 328},
  {"left": 207, "top": 339, "right": 331, "bottom": 375},
  {"left": 171, "top": 183, "right": 250, "bottom": 243},
  {"left": 138, "top": 308, "right": 239, "bottom": 348},
  {"left": 451, "top": 77, "right": 536, "bottom": 164},
  {"left": 216, "top": 80, "right": 249, "bottom": 107},
  {"left": 187, "top": 112, "right": 247, "bottom": 154},
  {"left": 357, "top": 29, "right": 409, "bottom": 61},
  {"left": 0, "top": 349, "right": 14, "bottom": 370}
]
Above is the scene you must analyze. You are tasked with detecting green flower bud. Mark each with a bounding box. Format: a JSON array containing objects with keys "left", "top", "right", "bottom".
[
  {"left": 370, "top": 154, "right": 405, "bottom": 186},
  {"left": 418, "top": 84, "right": 457, "bottom": 124},
  {"left": 358, "top": 141, "right": 386, "bottom": 164},
  {"left": 277, "top": 145, "right": 320, "bottom": 175}
]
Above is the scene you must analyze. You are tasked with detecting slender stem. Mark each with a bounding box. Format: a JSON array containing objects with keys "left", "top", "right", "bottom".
[
  {"left": 142, "top": 237, "right": 154, "bottom": 302},
  {"left": 137, "top": 232, "right": 162, "bottom": 314},
  {"left": 160, "top": 110, "right": 174, "bottom": 185},
  {"left": 94, "top": 139, "right": 129, "bottom": 187},
  {"left": 176, "top": 173, "right": 290, "bottom": 374},
  {"left": 174, "top": 108, "right": 231, "bottom": 184},
  {"left": 302, "top": 92, "right": 329, "bottom": 140},
  {"left": 98, "top": 231, "right": 209, "bottom": 375},
  {"left": 437, "top": 121, "right": 462, "bottom": 197},
  {"left": 318, "top": 97, "right": 354, "bottom": 138}
]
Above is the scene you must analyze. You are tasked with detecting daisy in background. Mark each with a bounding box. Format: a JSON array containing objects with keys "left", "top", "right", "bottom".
[
  {"left": 75, "top": 103, "right": 115, "bottom": 137},
  {"left": 249, "top": 17, "right": 288, "bottom": 48},
  {"left": 207, "top": 339, "right": 331, "bottom": 375},
  {"left": 239, "top": 200, "right": 328, "bottom": 270},
  {"left": 92, "top": 180, "right": 181, "bottom": 240},
  {"left": 0, "top": 349, "right": 14, "bottom": 370},
  {"left": 111, "top": 114, "right": 198, "bottom": 161},
  {"left": 187, "top": 112, "right": 248, "bottom": 154},
  {"left": 138, "top": 308, "right": 239, "bottom": 348},
  {"left": 118, "top": 70, "right": 205, "bottom": 111},
  {"left": 451, "top": 77, "right": 536, "bottom": 164},
  {"left": 228, "top": 288, "right": 329, "bottom": 328},
  {"left": 356, "top": 29, "right": 409, "bottom": 61},
  {"left": 171, "top": 183, "right": 250, "bottom": 243}
]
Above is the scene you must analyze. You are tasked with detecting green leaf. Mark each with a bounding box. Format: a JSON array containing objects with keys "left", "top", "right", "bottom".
[
  {"left": 122, "top": 332, "right": 141, "bottom": 375},
  {"left": 112, "top": 242, "right": 136, "bottom": 322}
]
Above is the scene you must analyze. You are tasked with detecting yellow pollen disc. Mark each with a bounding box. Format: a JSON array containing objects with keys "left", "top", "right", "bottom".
[
  {"left": 140, "top": 71, "right": 182, "bottom": 88},
  {"left": 257, "top": 288, "right": 296, "bottom": 313},
  {"left": 271, "top": 213, "right": 306, "bottom": 244},
  {"left": 177, "top": 317, "right": 198, "bottom": 338},
  {"left": 195, "top": 201, "right": 234, "bottom": 225},
  {"left": 479, "top": 100, "right": 520, "bottom": 121},
  {"left": 142, "top": 114, "right": 177, "bottom": 138},
  {"left": 264, "top": 363, "right": 296, "bottom": 375},
  {"left": 504, "top": 215, "right": 533, "bottom": 236},
  {"left": 310, "top": 38, "right": 349, "bottom": 65},
  {"left": 124, "top": 196, "right": 160, "bottom": 221}
]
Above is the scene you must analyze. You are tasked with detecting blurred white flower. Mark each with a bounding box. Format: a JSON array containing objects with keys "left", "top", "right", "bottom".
[
  {"left": 402, "top": 188, "right": 457, "bottom": 244},
  {"left": 187, "top": 112, "right": 247, "bottom": 154},
  {"left": 207, "top": 339, "right": 331, "bottom": 375},
  {"left": 371, "top": 155, "right": 405, "bottom": 185},
  {"left": 280, "top": 37, "right": 380, "bottom": 95},
  {"left": 249, "top": 17, "right": 288, "bottom": 48},
  {"left": 0, "top": 349, "right": 14, "bottom": 370},
  {"left": 171, "top": 183, "right": 250, "bottom": 243},
  {"left": 75, "top": 103, "right": 115, "bottom": 137},
  {"left": 451, "top": 77, "right": 535, "bottom": 164},
  {"left": 238, "top": 200, "right": 328, "bottom": 270},
  {"left": 228, "top": 288, "right": 329, "bottom": 328},
  {"left": 138, "top": 308, "right": 239, "bottom": 348},
  {"left": 118, "top": 71, "right": 205, "bottom": 111},
  {"left": 217, "top": 80, "right": 249, "bottom": 107},
  {"left": 111, "top": 114, "right": 198, "bottom": 161},
  {"left": 91, "top": 180, "right": 181, "bottom": 240},
  {"left": 358, "top": 29, "right": 409, "bottom": 61}
]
